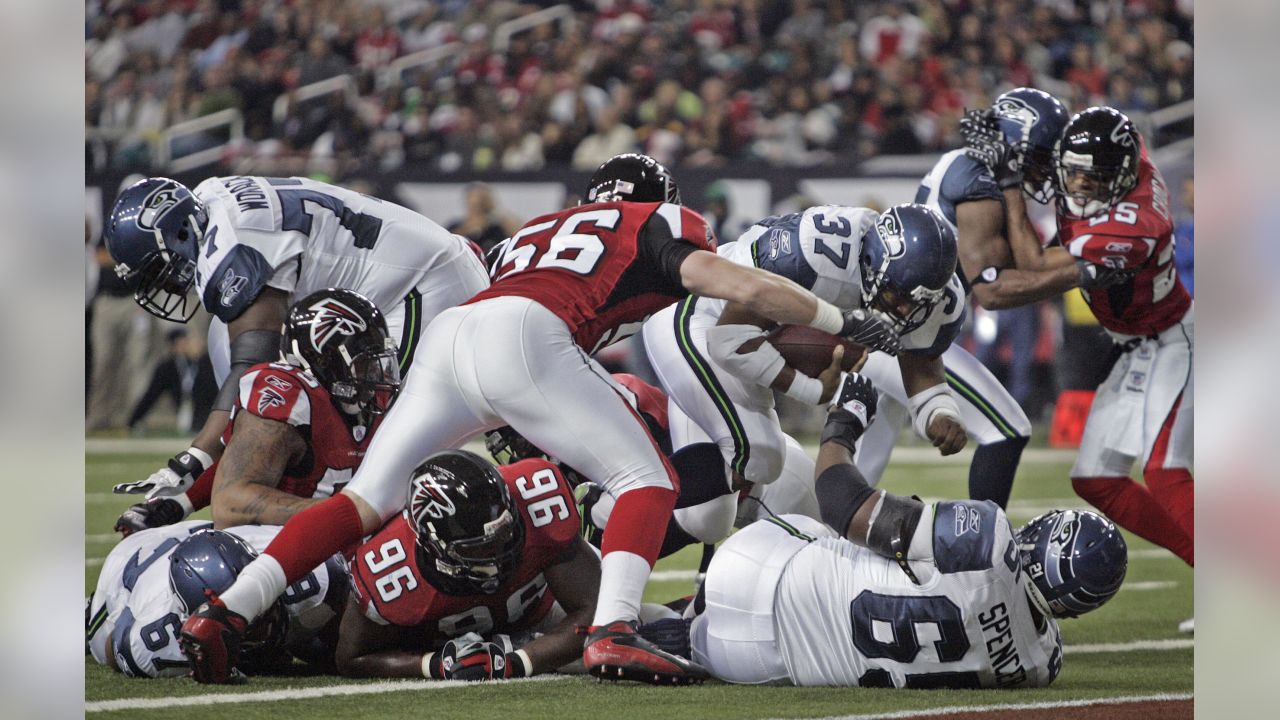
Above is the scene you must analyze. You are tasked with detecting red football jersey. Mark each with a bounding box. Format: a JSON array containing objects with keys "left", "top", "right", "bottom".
[
  {"left": 1057, "top": 147, "right": 1191, "bottom": 337},
  {"left": 473, "top": 201, "right": 716, "bottom": 353},
  {"left": 228, "top": 362, "right": 379, "bottom": 499},
  {"left": 350, "top": 459, "right": 580, "bottom": 634}
]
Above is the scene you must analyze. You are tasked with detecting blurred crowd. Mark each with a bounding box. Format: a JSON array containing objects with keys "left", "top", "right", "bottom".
[{"left": 87, "top": 0, "right": 1194, "bottom": 175}]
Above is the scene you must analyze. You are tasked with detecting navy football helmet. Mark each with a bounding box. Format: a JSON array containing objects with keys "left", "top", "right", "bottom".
[
  {"left": 103, "top": 177, "right": 208, "bottom": 323},
  {"left": 584, "top": 153, "right": 681, "bottom": 205},
  {"left": 281, "top": 288, "right": 401, "bottom": 419},
  {"left": 169, "top": 530, "right": 288, "bottom": 660},
  {"left": 1054, "top": 107, "right": 1141, "bottom": 218},
  {"left": 859, "top": 204, "right": 958, "bottom": 335},
  {"left": 406, "top": 450, "right": 525, "bottom": 595},
  {"left": 990, "top": 88, "right": 1070, "bottom": 203},
  {"left": 1016, "top": 510, "right": 1128, "bottom": 618}
]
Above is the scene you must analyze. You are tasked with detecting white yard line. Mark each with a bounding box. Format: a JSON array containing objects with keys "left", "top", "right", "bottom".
[
  {"left": 85, "top": 675, "right": 560, "bottom": 713},
  {"left": 1065, "top": 638, "right": 1193, "bottom": 654},
  {"left": 1125, "top": 581, "right": 1178, "bottom": 591},
  {"left": 781, "top": 693, "right": 1193, "bottom": 720}
]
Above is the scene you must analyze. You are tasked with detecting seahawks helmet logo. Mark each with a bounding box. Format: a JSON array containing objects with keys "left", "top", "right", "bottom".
[
  {"left": 137, "top": 186, "right": 182, "bottom": 231},
  {"left": 307, "top": 299, "right": 368, "bottom": 351},
  {"left": 993, "top": 96, "right": 1040, "bottom": 142},
  {"left": 875, "top": 212, "right": 906, "bottom": 259},
  {"left": 410, "top": 475, "right": 457, "bottom": 521}
]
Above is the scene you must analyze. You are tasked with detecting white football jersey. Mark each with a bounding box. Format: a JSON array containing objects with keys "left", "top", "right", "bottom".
[
  {"left": 705, "top": 205, "right": 966, "bottom": 356},
  {"left": 773, "top": 501, "right": 1062, "bottom": 688},
  {"left": 93, "top": 524, "right": 347, "bottom": 678},
  {"left": 192, "top": 176, "right": 478, "bottom": 324}
]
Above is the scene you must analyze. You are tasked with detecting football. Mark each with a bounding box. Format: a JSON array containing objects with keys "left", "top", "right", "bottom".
[{"left": 765, "top": 325, "right": 866, "bottom": 378}]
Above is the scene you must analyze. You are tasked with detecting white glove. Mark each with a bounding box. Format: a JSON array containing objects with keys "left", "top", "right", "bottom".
[
  {"left": 113, "top": 447, "right": 212, "bottom": 499},
  {"left": 705, "top": 324, "right": 785, "bottom": 387}
]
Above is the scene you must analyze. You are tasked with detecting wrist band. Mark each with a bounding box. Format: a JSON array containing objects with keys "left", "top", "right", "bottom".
[
  {"left": 809, "top": 299, "right": 844, "bottom": 335},
  {"left": 783, "top": 373, "right": 824, "bottom": 405},
  {"left": 184, "top": 446, "right": 214, "bottom": 470},
  {"left": 509, "top": 649, "right": 532, "bottom": 678}
]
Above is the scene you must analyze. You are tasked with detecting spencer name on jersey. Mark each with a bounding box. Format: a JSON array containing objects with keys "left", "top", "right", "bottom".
[
  {"left": 192, "top": 176, "right": 472, "bottom": 323},
  {"left": 1057, "top": 148, "right": 1191, "bottom": 338},
  {"left": 773, "top": 501, "right": 1062, "bottom": 688},
  {"left": 477, "top": 201, "right": 716, "bottom": 353},
  {"left": 231, "top": 362, "right": 378, "bottom": 498},
  {"left": 351, "top": 459, "right": 580, "bottom": 636},
  {"left": 725, "top": 205, "right": 967, "bottom": 357}
]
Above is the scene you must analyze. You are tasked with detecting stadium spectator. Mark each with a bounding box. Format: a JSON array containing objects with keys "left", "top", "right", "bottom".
[
  {"left": 1175, "top": 176, "right": 1194, "bottom": 296},
  {"left": 128, "top": 329, "right": 217, "bottom": 434},
  {"left": 447, "top": 183, "right": 521, "bottom": 255}
]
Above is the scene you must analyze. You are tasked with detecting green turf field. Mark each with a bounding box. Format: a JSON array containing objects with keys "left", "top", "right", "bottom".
[{"left": 85, "top": 445, "right": 1192, "bottom": 718}]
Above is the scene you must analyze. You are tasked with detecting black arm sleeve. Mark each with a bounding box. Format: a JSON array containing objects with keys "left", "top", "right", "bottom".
[
  {"left": 211, "top": 329, "right": 282, "bottom": 412},
  {"left": 637, "top": 211, "right": 700, "bottom": 285},
  {"left": 814, "top": 463, "right": 878, "bottom": 539}
]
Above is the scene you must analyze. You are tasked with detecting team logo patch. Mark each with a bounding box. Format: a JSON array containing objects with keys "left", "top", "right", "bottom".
[
  {"left": 218, "top": 270, "right": 248, "bottom": 306},
  {"left": 307, "top": 298, "right": 368, "bottom": 351},
  {"left": 1110, "top": 118, "right": 1135, "bottom": 147},
  {"left": 1105, "top": 241, "right": 1132, "bottom": 253},
  {"left": 768, "top": 228, "right": 791, "bottom": 259},
  {"left": 257, "top": 386, "right": 286, "bottom": 414},
  {"left": 137, "top": 186, "right": 181, "bottom": 231},
  {"left": 264, "top": 375, "right": 293, "bottom": 391},
  {"left": 954, "top": 504, "right": 982, "bottom": 536},
  {"left": 875, "top": 212, "right": 906, "bottom": 259},
  {"left": 993, "top": 96, "right": 1041, "bottom": 142},
  {"left": 410, "top": 473, "right": 457, "bottom": 522}
]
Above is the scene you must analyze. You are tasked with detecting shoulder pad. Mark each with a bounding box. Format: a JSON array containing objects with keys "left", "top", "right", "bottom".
[
  {"left": 202, "top": 244, "right": 274, "bottom": 323},
  {"left": 238, "top": 366, "right": 312, "bottom": 426},
  {"left": 752, "top": 213, "right": 817, "bottom": 289},
  {"left": 932, "top": 499, "right": 1000, "bottom": 574},
  {"left": 940, "top": 153, "right": 1003, "bottom": 206}
]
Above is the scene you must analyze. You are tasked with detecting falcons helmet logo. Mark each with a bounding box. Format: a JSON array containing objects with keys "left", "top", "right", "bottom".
[
  {"left": 308, "top": 298, "right": 369, "bottom": 351},
  {"left": 410, "top": 474, "right": 458, "bottom": 522}
]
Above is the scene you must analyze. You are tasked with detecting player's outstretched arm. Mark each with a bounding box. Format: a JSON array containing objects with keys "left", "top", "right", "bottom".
[
  {"left": 211, "top": 412, "right": 316, "bottom": 528},
  {"left": 678, "top": 251, "right": 899, "bottom": 354},
  {"left": 333, "top": 597, "right": 430, "bottom": 678},
  {"left": 518, "top": 536, "right": 601, "bottom": 676}
]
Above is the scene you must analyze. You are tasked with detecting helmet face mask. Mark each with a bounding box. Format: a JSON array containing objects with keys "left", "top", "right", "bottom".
[
  {"left": 281, "top": 289, "right": 402, "bottom": 421},
  {"left": 584, "top": 153, "right": 681, "bottom": 205},
  {"left": 406, "top": 450, "right": 525, "bottom": 595},
  {"left": 859, "top": 204, "right": 957, "bottom": 336},
  {"left": 105, "top": 178, "right": 207, "bottom": 323},
  {"left": 1054, "top": 107, "right": 1141, "bottom": 218},
  {"left": 1016, "top": 509, "right": 1128, "bottom": 619}
]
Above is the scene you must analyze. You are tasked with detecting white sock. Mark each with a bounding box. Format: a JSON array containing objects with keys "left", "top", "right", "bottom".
[
  {"left": 592, "top": 551, "right": 650, "bottom": 626},
  {"left": 219, "top": 555, "right": 288, "bottom": 620}
]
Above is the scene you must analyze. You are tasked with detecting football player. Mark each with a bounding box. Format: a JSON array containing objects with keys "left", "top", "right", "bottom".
[
  {"left": 333, "top": 450, "right": 598, "bottom": 680},
  {"left": 1047, "top": 107, "right": 1194, "bottom": 568},
  {"left": 179, "top": 153, "right": 899, "bottom": 686},
  {"left": 640, "top": 202, "right": 967, "bottom": 543},
  {"left": 113, "top": 289, "right": 401, "bottom": 535},
  {"left": 854, "top": 88, "right": 1132, "bottom": 510},
  {"left": 88, "top": 525, "right": 346, "bottom": 679},
  {"left": 640, "top": 392, "right": 1128, "bottom": 688},
  {"left": 104, "top": 176, "right": 489, "bottom": 509}
]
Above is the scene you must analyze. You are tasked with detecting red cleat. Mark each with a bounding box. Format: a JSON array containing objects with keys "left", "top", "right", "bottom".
[
  {"left": 179, "top": 593, "right": 249, "bottom": 684},
  {"left": 581, "top": 620, "right": 709, "bottom": 685}
]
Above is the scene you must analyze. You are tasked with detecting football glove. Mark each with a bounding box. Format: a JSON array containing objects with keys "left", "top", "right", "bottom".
[
  {"left": 432, "top": 635, "right": 525, "bottom": 681},
  {"left": 821, "top": 373, "right": 879, "bottom": 451},
  {"left": 838, "top": 309, "right": 900, "bottom": 356},
  {"left": 959, "top": 108, "right": 1022, "bottom": 190},
  {"left": 113, "top": 447, "right": 211, "bottom": 498},
  {"left": 1076, "top": 260, "right": 1136, "bottom": 290},
  {"left": 115, "top": 496, "right": 191, "bottom": 537}
]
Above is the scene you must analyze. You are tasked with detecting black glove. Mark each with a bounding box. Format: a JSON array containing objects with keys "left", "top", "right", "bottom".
[
  {"left": 821, "top": 373, "right": 879, "bottom": 451},
  {"left": 435, "top": 637, "right": 522, "bottom": 681},
  {"left": 960, "top": 108, "right": 1022, "bottom": 191},
  {"left": 1076, "top": 260, "right": 1136, "bottom": 290},
  {"left": 115, "top": 497, "right": 190, "bottom": 537},
  {"left": 839, "top": 309, "right": 900, "bottom": 356}
]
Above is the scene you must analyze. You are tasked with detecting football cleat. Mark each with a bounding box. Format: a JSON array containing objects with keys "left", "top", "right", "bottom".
[
  {"left": 582, "top": 620, "right": 709, "bottom": 685},
  {"left": 179, "top": 593, "right": 248, "bottom": 684}
]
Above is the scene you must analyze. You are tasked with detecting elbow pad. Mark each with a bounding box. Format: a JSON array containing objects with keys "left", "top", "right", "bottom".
[
  {"left": 908, "top": 383, "right": 962, "bottom": 440},
  {"left": 704, "top": 324, "right": 785, "bottom": 387},
  {"left": 213, "top": 329, "right": 282, "bottom": 412},
  {"left": 814, "top": 463, "right": 877, "bottom": 537}
]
